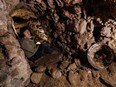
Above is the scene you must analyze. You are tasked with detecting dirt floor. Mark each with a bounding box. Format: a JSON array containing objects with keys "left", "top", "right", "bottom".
[{"left": 25, "top": 49, "right": 116, "bottom": 87}]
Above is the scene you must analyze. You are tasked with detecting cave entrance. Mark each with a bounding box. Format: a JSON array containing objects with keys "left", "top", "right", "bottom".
[{"left": 11, "top": 9, "right": 51, "bottom": 44}]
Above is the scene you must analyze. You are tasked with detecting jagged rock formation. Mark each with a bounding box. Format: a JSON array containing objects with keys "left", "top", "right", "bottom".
[
  {"left": 0, "top": 0, "right": 116, "bottom": 87},
  {"left": 0, "top": 0, "right": 32, "bottom": 87},
  {"left": 14, "top": 0, "right": 116, "bottom": 59}
]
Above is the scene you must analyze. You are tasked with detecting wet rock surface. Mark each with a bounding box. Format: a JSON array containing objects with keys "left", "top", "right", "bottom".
[{"left": 0, "top": 0, "right": 116, "bottom": 87}]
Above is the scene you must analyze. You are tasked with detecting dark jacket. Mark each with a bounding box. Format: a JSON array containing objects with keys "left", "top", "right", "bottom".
[{"left": 20, "top": 37, "right": 38, "bottom": 58}]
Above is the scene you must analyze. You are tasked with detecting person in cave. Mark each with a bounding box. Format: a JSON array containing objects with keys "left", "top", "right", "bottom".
[{"left": 19, "top": 26, "right": 53, "bottom": 62}]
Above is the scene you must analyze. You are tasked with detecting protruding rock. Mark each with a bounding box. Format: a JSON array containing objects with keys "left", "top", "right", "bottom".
[
  {"left": 48, "top": 68, "right": 62, "bottom": 79},
  {"left": 31, "top": 72, "right": 43, "bottom": 84},
  {"left": 68, "top": 71, "right": 79, "bottom": 87},
  {"left": 60, "top": 60, "right": 70, "bottom": 70},
  {"left": 35, "top": 65, "right": 46, "bottom": 73},
  {"left": 67, "top": 63, "right": 77, "bottom": 71}
]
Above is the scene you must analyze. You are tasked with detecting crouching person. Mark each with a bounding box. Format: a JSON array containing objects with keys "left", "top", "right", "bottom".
[{"left": 19, "top": 26, "right": 53, "bottom": 62}]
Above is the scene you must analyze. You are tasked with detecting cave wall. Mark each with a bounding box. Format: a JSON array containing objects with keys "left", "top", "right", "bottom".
[
  {"left": 18, "top": 0, "right": 116, "bottom": 61},
  {"left": 10, "top": 0, "right": 116, "bottom": 63},
  {"left": 0, "top": 0, "right": 32, "bottom": 87},
  {"left": 0, "top": 0, "right": 115, "bottom": 86}
]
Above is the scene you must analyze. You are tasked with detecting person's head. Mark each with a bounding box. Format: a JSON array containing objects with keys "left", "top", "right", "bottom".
[{"left": 19, "top": 26, "right": 31, "bottom": 38}]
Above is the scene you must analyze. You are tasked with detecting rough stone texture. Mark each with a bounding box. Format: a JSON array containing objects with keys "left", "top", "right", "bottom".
[
  {"left": 0, "top": 16, "right": 7, "bottom": 36},
  {"left": 48, "top": 68, "right": 62, "bottom": 79},
  {"left": 14, "top": 0, "right": 116, "bottom": 87},
  {"left": 0, "top": 0, "right": 32, "bottom": 87},
  {"left": 31, "top": 72, "right": 43, "bottom": 84},
  {"left": 22, "top": 0, "right": 115, "bottom": 87},
  {"left": 0, "top": 0, "right": 116, "bottom": 87},
  {"left": 35, "top": 65, "right": 46, "bottom": 73}
]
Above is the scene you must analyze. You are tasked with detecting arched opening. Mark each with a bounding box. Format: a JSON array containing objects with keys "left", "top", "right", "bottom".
[{"left": 11, "top": 9, "right": 51, "bottom": 45}]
